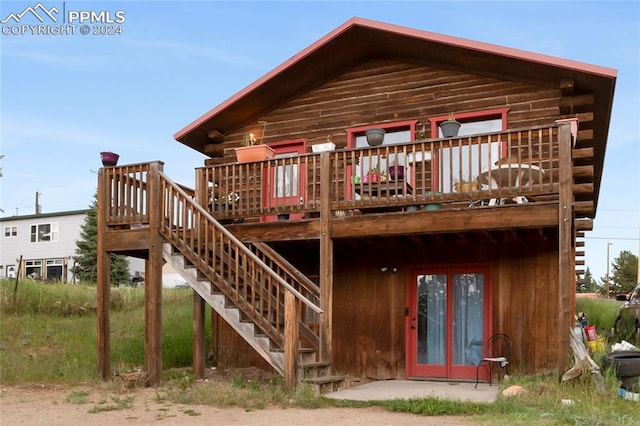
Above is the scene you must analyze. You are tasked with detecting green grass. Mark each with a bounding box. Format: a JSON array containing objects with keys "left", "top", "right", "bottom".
[
  {"left": 0, "top": 279, "right": 196, "bottom": 383},
  {"left": 2, "top": 279, "right": 639, "bottom": 425},
  {"left": 576, "top": 297, "right": 621, "bottom": 333}
]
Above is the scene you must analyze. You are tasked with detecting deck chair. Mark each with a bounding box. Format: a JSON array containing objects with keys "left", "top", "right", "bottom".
[{"left": 475, "top": 333, "right": 511, "bottom": 388}]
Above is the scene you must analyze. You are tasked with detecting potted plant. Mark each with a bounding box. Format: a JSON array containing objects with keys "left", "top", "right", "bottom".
[
  {"left": 311, "top": 134, "right": 336, "bottom": 153},
  {"left": 453, "top": 177, "right": 479, "bottom": 192},
  {"left": 388, "top": 160, "right": 405, "bottom": 181},
  {"left": 100, "top": 151, "right": 119, "bottom": 166},
  {"left": 363, "top": 166, "right": 387, "bottom": 183},
  {"left": 215, "top": 191, "right": 240, "bottom": 212},
  {"left": 234, "top": 121, "right": 275, "bottom": 163},
  {"left": 439, "top": 113, "right": 461, "bottom": 138}
]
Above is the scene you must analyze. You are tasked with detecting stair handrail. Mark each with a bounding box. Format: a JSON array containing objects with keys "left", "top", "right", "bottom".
[
  {"left": 251, "top": 242, "right": 320, "bottom": 296},
  {"left": 158, "top": 170, "right": 323, "bottom": 314}
]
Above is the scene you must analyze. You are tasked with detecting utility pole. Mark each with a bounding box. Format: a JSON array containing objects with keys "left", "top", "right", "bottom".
[{"left": 605, "top": 242, "right": 611, "bottom": 298}]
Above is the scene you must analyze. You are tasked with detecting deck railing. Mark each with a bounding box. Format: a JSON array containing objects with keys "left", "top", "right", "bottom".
[
  {"left": 198, "top": 124, "right": 561, "bottom": 221},
  {"left": 99, "top": 163, "right": 323, "bottom": 374}
]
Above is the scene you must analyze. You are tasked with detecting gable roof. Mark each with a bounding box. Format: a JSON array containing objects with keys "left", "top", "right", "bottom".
[{"left": 174, "top": 17, "right": 617, "bottom": 181}]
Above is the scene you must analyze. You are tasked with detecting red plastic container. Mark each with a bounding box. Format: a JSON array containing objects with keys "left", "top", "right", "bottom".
[{"left": 584, "top": 325, "right": 598, "bottom": 341}]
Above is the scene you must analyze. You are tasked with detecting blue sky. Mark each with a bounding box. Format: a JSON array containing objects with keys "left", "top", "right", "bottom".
[{"left": 1, "top": 1, "right": 638, "bottom": 282}]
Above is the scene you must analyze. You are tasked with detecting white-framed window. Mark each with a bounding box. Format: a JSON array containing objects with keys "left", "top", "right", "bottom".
[
  {"left": 4, "top": 226, "right": 17, "bottom": 237},
  {"left": 25, "top": 259, "right": 42, "bottom": 279},
  {"left": 46, "top": 258, "right": 64, "bottom": 281},
  {"left": 30, "top": 223, "right": 58, "bottom": 242}
]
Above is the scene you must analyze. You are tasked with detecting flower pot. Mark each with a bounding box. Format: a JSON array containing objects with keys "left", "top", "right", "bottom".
[
  {"left": 365, "top": 128, "right": 385, "bottom": 146},
  {"left": 439, "top": 121, "right": 461, "bottom": 138},
  {"left": 311, "top": 142, "right": 336, "bottom": 153},
  {"left": 100, "top": 151, "right": 119, "bottom": 166},
  {"left": 424, "top": 191, "right": 442, "bottom": 210},
  {"left": 388, "top": 165, "right": 404, "bottom": 180},
  {"left": 234, "top": 145, "right": 275, "bottom": 163},
  {"left": 454, "top": 181, "right": 479, "bottom": 192},
  {"left": 366, "top": 173, "right": 379, "bottom": 183}
]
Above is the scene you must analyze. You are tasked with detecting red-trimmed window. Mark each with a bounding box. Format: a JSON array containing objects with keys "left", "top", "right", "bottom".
[
  {"left": 428, "top": 108, "right": 509, "bottom": 192},
  {"left": 345, "top": 121, "right": 418, "bottom": 198}
]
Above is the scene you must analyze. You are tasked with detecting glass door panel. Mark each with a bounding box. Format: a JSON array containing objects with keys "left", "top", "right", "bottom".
[
  {"left": 417, "top": 274, "right": 447, "bottom": 366},
  {"left": 452, "top": 273, "right": 484, "bottom": 367},
  {"left": 407, "top": 266, "right": 490, "bottom": 380}
]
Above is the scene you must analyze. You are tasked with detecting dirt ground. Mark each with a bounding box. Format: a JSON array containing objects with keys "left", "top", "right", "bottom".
[{"left": 0, "top": 382, "right": 475, "bottom": 425}]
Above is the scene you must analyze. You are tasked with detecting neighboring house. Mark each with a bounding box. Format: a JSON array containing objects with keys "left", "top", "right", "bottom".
[
  {"left": 0, "top": 210, "right": 88, "bottom": 282},
  {"left": 96, "top": 18, "right": 617, "bottom": 391},
  {"left": 0, "top": 209, "right": 145, "bottom": 283}
]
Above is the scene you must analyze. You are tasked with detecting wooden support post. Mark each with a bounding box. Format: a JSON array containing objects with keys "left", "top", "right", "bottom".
[
  {"left": 145, "top": 162, "right": 164, "bottom": 386},
  {"left": 193, "top": 168, "right": 206, "bottom": 379},
  {"left": 319, "top": 152, "right": 333, "bottom": 363},
  {"left": 557, "top": 122, "right": 575, "bottom": 377},
  {"left": 96, "top": 168, "right": 111, "bottom": 380},
  {"left": 193, "top": 292, "right": 206, "bottom": 379},
  {"left": 284, "top": 291, "right": 299, "bottom": 390}
]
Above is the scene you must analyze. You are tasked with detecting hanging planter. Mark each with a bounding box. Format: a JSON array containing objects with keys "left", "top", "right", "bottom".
[
  {"left": 100, "top": 151, "right": 119, "bottom": 166},
  {"left": 439, "top": 115, "right": 461, "bottom": 138},
  {"left": 365, "top": 128, "right": 385, "bottom": 146}
]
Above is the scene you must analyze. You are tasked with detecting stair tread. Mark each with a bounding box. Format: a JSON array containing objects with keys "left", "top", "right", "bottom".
[
  {"left": 303, "top": 375, "right": 346, "bottom": 385},
  {"left": 299, "top": 361, "right": 330, "bottom": 368}
]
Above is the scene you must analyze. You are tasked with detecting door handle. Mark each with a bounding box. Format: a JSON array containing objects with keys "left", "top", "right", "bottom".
[{"left": 410, "top": 325, "right": 416, "bottom": 330}]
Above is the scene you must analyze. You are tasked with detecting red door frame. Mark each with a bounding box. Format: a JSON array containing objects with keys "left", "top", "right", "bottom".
[
  {"left": 405, "top": 263, "right": 493, "bottom": 380},
  {"left": 261, "top": 139, "right": 307, "bottom": 222}
]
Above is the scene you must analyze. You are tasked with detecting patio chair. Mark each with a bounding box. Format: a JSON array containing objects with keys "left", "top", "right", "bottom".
[{"left": 475, "top": 333, "right": 511, "bottom": 388}]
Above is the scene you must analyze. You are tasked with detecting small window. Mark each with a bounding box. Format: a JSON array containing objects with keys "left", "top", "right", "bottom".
[
  {"left": 30, "top": 223, "right": 58, "bottom": 242},
  {"left": 4, "top": 226, "right": 17, "bottom": 237}
]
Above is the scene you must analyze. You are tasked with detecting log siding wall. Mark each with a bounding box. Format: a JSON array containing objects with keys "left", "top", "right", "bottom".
[
  {"left": 204, "top": 59, "right": 592, "bottom": 379},
  {"left": 210, "top": 60, "right": 591, "bottom": 165}
]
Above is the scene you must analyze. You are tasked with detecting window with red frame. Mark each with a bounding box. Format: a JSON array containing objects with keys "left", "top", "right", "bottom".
[{"left": 428, "top": 109, "right": 508, "bottom": 192}]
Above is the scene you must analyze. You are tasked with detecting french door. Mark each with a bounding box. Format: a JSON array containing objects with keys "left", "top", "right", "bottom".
[{"left": 406, "top": 265, "right": 491, "bottom": 380}]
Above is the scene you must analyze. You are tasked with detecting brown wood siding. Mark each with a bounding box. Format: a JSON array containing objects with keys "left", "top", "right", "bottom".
[
  {"left": 212, "top": 60, "right": 589, "bottom": 161},
  {"left": 328, "top": 235, "right": 560, "bottom": 379},
  {"left": 200, "top": 57, "right": 588, "bottom": 379}
]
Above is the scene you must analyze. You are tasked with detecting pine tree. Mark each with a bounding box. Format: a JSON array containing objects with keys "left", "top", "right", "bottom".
[
  {"left": 600, "top": 250, "right": 638, "bottom": 295},
  {"left": 577, "top": 266, "right": 599, "bottom": 293},
  {"left": 73, "top": 193, "right": 129, "bottom": 285}
]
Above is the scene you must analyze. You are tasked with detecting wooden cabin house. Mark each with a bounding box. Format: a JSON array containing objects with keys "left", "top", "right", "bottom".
[{"left": 96, "top": 18, "right": 617, "bottom": 390}]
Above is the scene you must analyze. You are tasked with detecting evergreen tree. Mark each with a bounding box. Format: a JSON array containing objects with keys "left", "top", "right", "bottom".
[
  {"left": 600, "top": 250, "right": 638, "bottom": 295},
  {"left": 73, "top": 193, "right": 129, "bottom": 285},
  {"left": 577, "top": 266, "right": 598, "bottom": 293}
]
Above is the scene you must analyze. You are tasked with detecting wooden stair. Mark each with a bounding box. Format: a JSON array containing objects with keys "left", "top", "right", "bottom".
[{"left": 162, "top": 241, "right": 345, "bottom": 393}]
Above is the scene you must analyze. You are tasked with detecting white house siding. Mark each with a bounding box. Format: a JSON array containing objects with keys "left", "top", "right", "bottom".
[{"left": 0, "top": 210, "right": 144, "bottom": 283}]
